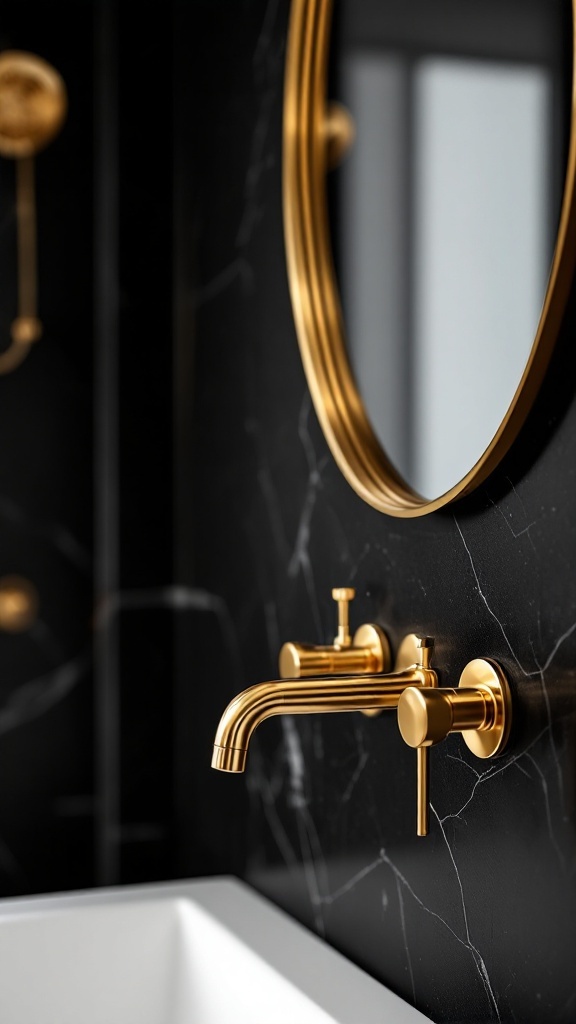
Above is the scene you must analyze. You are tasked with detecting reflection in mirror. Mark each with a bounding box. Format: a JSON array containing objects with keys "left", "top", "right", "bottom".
[{"left": 330, "top": 0, "right": 571, "bottom": 500}]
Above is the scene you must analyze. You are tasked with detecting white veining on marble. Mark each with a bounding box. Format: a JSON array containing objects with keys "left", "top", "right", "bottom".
[
  {"left": 312, "top": 719, "right": 324, "bottom": 761},
  {"left": 487, "top": 494, "right": 537, "bottom": 553},
  {"left": 263, "top": 598, "right": 282, "bottom": 665},
  {"left": 453, "top": 516, "right": 528, "bottom": 674},
  {"left": 533, "top": 621, "right": 576, "bottom": 809},
  {"left": 521, "top": 752, "right": 565, "bottom": 866},
  {"left": 248, "top": 396, "right": 330, "bottom": 641},
  {"left": 538, "top": 618, "right": 576, "bottom": 674},
  {"left": 394, "top": 874, "right": 416, "bottom": 1007},
  {"left": 440, "top": 730, "right": 547, "bottom": 827},
  {"left": 455, "top": 515, "right": 576, "bottom": 680},
  {"left": 349, "top": 541, "right": 374, "bottom": 582},
  {"left": 342, "top": 725, "right": 369, "bottom": 804},
  {"left": 504, "top": 477, "right": 539, "bottom": 554},
  {"left": 295, "top": 810, "right": 327, "bottom": 937},
  {"left": 0, "top": 494, "right": 91, "bottom": 572},
  {"left": 254, "top": 0, "right": 282, "bottom": 69},
  {"left": 255, "top": 458, "right": 292, "bottom": 564},
  {"left": 96, "top": 584, "right": 243, "bottom": 684},
  {"left": 454, "top": 512, "right": 576, "bottom": 864},
  {"left": 432, "top": 806, "right": 501, "bottom": 1021},
  {"left": 317, "top": 841, "right": 501, "bottom": 1021},
  {"left": 28, "top": 619, "right": 67, "bottom": 665},
  {"left": 318, "top": 854, "right": 385, "bottom": 907},
  {"left": 0, "top": 652, "right": 90, "bottom": 736},
  {"left": 195, "top": 257, "right": 254, "bottom": 306},
  {"left": 442, "top": 725, "right": 571, "bottom": 874},
  {"left": 246, "top": 743, "right": 298, "bottom": 868},
  {"left": 282, "top": 715, "right": 328, "bottom": 936},
  {"left": 286, "top": 396, "right": 330, "bottom": 639},
  {"left": 195, "top": 1, "right": 283, "bottom": 310},
  {"left": 235, "top": 0, "right": 282, "bottom": 250}
]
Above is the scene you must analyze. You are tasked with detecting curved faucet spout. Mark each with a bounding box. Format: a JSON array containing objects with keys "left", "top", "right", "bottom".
[{"left": 211, "top": 665, "right": 436, "bottom": 773}]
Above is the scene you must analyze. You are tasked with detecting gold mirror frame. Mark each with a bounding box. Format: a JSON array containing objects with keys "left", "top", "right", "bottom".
[{"left": 283, "top": 0, "right": 576, "bottom": 517}]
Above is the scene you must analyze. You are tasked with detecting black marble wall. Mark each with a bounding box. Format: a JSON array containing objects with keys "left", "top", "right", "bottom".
[{"left": 181, "top": 2, "right": 576, "bottom": 1022}]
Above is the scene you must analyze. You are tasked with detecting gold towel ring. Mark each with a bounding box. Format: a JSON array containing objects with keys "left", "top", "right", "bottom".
[{"left": 0, "top": 51, "right": 67, "bottom": 375}]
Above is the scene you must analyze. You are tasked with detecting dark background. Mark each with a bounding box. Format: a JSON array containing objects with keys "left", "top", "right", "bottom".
[{"left": 0, "top": 2, "right": 575, "bottom": 1023}]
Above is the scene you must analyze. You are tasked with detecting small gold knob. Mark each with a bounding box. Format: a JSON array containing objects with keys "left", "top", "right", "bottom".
[
  {"left": 398, "top": 673, "right": 508, "bottom": 752},
  {"left": 278, "top": 587, "right": 389, "bottom": 678},
  {"left": 0, "top": 575, "right": 38, "bottom": 632},
  {"left": 331, "top": 587, "right": 355, "bottom": 602},
  {"left": 332, "top": 587, "right": 355, "bottom": 648}
]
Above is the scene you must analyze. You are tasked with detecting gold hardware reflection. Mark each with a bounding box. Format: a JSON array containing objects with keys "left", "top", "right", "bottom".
[
  {"left": 324, "top": 102, "right": 355, "bottom": 169},
  {"left": 212, "top": 634, "right": 437, "bottom": 774},
  {"left": 0, "top": 575, "right": 38, "bottom": 632}
]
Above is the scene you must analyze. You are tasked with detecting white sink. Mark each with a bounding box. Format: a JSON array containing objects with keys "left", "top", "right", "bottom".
[{"left": 0, "top": 877, "right": 430, "bottom": 1023}]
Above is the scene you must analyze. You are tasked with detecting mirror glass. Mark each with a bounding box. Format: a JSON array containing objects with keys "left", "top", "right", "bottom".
[{"left": 329, "top": 0, "right": 572, "bottom": 500}]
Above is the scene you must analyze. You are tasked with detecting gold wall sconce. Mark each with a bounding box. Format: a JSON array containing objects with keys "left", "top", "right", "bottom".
[
  {"left": 278, "top": 587, "right": 389, "bottom": 678},
  {"left": 0, "top": 50, "right": 67, "bottom": 374}
]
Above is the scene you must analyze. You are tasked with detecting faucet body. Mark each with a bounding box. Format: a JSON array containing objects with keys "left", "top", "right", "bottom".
[{"left": 212, "top": 662, "right": 437, "bottom": 772}]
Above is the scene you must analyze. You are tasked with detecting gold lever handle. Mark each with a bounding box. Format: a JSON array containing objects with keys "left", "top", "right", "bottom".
[
  {"left": 279, "top": 586, "right": 390, "bottom": 678},
  {"left": 397, "top": 659, "right": 512, "bottom": 837}
]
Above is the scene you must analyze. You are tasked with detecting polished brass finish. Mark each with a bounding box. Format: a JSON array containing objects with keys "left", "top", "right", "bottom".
[
  {"left": 360, "top": 631, "right": 433, "bottom": 719},
  {"left": 385, "top": 635, "right": 434, "bottom": 828},
  {"left": 416, "top": 746, "right": 428, "bottom": 837},
  {"left": 397, "top": 658, "right": 512, "bottom": 835},
  {"left": 395, "top": 633, "right": 433, "bottom": 673},
  {"left": 278, "top": 586, "right": 390, "bottom": 678},
  {"left": 332, "top": 586, "right": 354, "bottom": 647},
  {"left": 212, "top": 634, "right": 437, "bottom": 773},
  {"left": 458, "top": 658, "right": 512, "bottom": 758},
  {"left": 0, "top": 575, "right": 38, "bottom": 632},
  {"left": 0, "top": 52, "right": 67, "bottom": 375},
  {"left": 283, "top": 0, "right": 576, "bottom": 516}
]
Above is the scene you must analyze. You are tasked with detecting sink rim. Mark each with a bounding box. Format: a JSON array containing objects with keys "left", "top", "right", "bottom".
[{"left": 0, "top": 875, "right": 431, "bottom": 1023}]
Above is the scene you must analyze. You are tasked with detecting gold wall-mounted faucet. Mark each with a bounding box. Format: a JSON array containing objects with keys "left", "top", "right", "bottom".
[
  {"left": 212, "top": 634, "right": 438, "bottom": 787},
  {"left": 279, "top": 587, "right": 390, "bottom": 678},
  {"left": 397, "top": 658, "right": 512, "bottom": 837}
]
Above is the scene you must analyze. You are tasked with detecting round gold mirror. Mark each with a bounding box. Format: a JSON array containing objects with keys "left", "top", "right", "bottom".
[{"left": 283, "top": 0, "right": 576, "bottom": 516}]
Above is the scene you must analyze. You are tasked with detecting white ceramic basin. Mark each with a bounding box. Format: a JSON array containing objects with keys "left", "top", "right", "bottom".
[{"left": 0, "top": 877, "right": 430, "bottom": 1023}]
